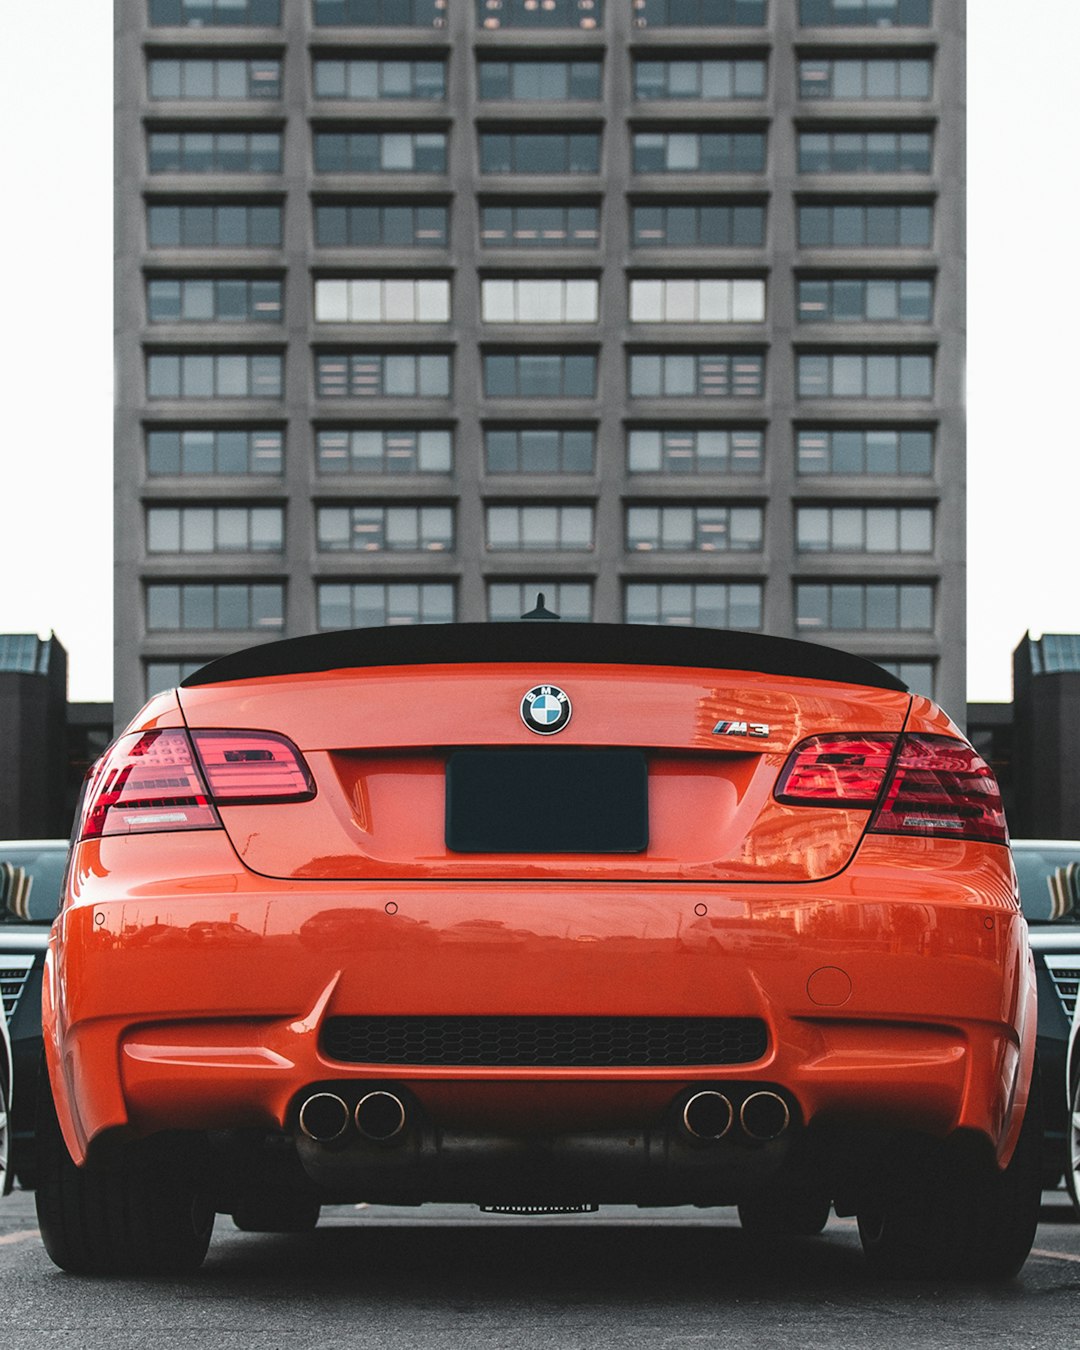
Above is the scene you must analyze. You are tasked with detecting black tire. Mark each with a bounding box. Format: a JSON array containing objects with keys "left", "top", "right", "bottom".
[
  {"left": 738, "top": 1187, "right": 831, "bottom": 1237},
  {"left": 0, "top": 1069, "right": 11, "bottom": 1198},
  {"left": 1066, "top": 1071, "right": 1080, "bottom": 1219},
  {"left": 34, "top": 1062, "right": 214, "bottom": 1276},
  {"left": 231, "top": 1192, "right": 321, "bottom": 1233},
  {"left": 857, "top": 1068, "right": 1043, "bottom": 1281}
]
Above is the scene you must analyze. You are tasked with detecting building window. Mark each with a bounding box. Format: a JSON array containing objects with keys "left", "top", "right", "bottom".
[
  {"left": 146, "top": 660, "right": 205, "bottom": 694},
  {"left": 633, "top": 1, "right": 766, "bottom": 25},
  {"left": 150, "top": 0, "right": 281, "bottom": 24},
  {"left": 798, "top": 203, "right": 932, "bottom": 248},
  {"left": 482, "top": 353, "right": 597, "bottom": 398},
  {"left": 795, "top": 504, "right": 933, "bottom": 553},
  {"left": 314, "top": 131, "right": 447, "bottom": 174},
  {"left": 480, "top": 203, "right": 600, "bottom": 249},
  {"left": 486, "top": 504, "right": 594, "bottom": 551},
  {"left": 627, "top": 504, "right": 763, "bottom": 552},
  {"left": 148, "top": 58, "right": 282, "bottom": 101},
  {"left": 625, "top": 581, "right": 763, "bottom": 630},
  {"left": 478, "top": 60, "right": 602, "bottom": 101},
  {"left": 633, "top": 132, "right": 765, "bottom": 174},
  {"left": 148, "top": 131, "right": 282, "bottom": 174},
  {"left": 629, "top": 352, "right": 765, "bottom": 398},
  {"left": 147, "top": 277, "right": 283, "bottom": 323},
  {"left": 147, "top": 352, "right": 283, "bottom": 399},
  {"left": 146, "top": 504, "right": 284, "bottom": 553},
  {"left": 877, "top": 659, "right": 934, "bottom": 695},
  {"left": 797, "top": 277, "right": 933, "bottom": 323},
  {"left": 147, "top": 202, "right": 282, "bottom": 248},
  {"left": 477, "top": 0, "right": 603, "bottom": 30},
  {"left": 481, "top": 279, "right": 599, "bottom": 324},
  {"left": 146, "top": 582, "right": 285, "bottom": 631},
  {"left": 634, "top": 58, "right": 766, "bottom": 101},
  {"left": 317, "top": 581, "right": 455, "bottom": 629},
  {"left": 315, "top": 202, "right": 448, "bottom": 248},
  {"left": 315, "top": 351, "right": 451, "bottom": 397},
  {"left": 798, "top": 0, "right": 931, "bottom": 26},
  {"left": 796, "top": 427, "right": 932, "bottom": 475},
  {"left": 797, "top": 352, "right": 932, "bottom": 399},
  {"left": 795, "top": 582, "right": 934, "bottom": 632},
  {"left": 317, "top": 504, "right": 453, "bottom": 552},
  {"left": 488, "top": 581, "right": 592, "bottom": 622},
  {"left": 314, "top": 278, "right": 450, "bottom": 323},
  {"left": 798, "top": 57, "right": 932, "bottom": 101},
  {"left": 312, "top": 59, "right": 446, "bottom": 100},
  {"left": 479, "top": 133, "right": 601, "bottom": 175},
  {"left": 485, "top": 427, "right": 595, "bottom": 474},
  {"left": 316, "top": 427, "right": 452, "bottom": 474},
  {"left": 628, "top": 427, "right": 763, "bottom": 474},
  {"left": 798, "top": 130, "right": 932, "bottom": 174},
  {"left": 629, "top": 278, "right": 765, "bottom": 323},
  {"left": 147, "top": 427, "right": 284, "bottom": 475},
  {"left": 313, "top": 0, "right": 445, "bottom": 23},
  {"left": 632, "top": 202, "right": 765, "bottom": 248}
]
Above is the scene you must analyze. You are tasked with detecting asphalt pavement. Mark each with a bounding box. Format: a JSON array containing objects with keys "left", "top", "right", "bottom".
[{"left": 1, "top": 1186, "right": 1077, "bottom": 1349}]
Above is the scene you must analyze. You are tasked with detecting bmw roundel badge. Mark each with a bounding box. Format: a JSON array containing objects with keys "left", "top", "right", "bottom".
[{"left": 520, "top": 684, "right": 572, "bottom": 735}]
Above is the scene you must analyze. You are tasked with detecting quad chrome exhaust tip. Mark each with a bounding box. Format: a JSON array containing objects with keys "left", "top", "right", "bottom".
[
  {"left": 298, "top": 1089, "right": 408, "bottom": 1142},
  {"left": 681, "top": 1089, "right": 792, "bottom": 1142},
  {"left": 739, "top": 1091, "right": 791, "bottom": 1141},
  {"left": 354, "top": 1090, "right": 407, "bottom": 1141},
  {"left": 682, "top": 1091, "right": 734, "bottom": 1140},
  {"left": 298, "top": 1092, "right": 351, "bottom": 1143}
]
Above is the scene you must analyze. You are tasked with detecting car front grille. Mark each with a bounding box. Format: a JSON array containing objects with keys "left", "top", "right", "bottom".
[
  {"left": 1043, "top": 955, "right": 1080, "bottom": 1019},
  {"left": 321, "top": 1015, "right": 769, "bottom": 1068},
  {"left": 1, "top": 955, "right": 35, "bottom": 1021}
]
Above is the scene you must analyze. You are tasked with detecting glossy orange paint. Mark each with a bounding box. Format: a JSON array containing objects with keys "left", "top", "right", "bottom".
[{"left": 42, "top": 656, "right": 1035, "bottom": 1207}]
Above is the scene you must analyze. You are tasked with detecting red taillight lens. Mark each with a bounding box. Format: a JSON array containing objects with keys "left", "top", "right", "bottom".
[
  {"left": 190, "top": 730, "right": 316, "bottom": 804},
  {"left": 775, "top": 730, "right": 1008, "bottom": 845},
  {"left": 775, "top": 734, "right": 899, "bottom": 806},
  {"left": 80, "top": 729, "right": 220, "bottom": 840},
  {"left": 868, "top": 733, "right": 1007, "bottom": 844},
  {"left": 79, "top": 728, "right": 317, "bottom": 841}
]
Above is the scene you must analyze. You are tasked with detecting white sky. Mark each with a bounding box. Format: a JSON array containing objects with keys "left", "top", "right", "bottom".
[{"left": 0, "top": 1, "right": 1073, "bottom": 705}]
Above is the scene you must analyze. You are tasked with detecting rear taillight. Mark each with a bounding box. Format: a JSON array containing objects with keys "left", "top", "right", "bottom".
[
  {"left": 868, "top": 733, "right": 1007, "bottom": 844},
  {"left": 774, "top": 731, "right": 1007, "bottom": 845},
  {"left": 80, "top": 729, "right": 219, "bottom": 840},
  {"left": 79, "top": 728, "right": 315, "bottom": 841},
  {"left": 775, "top": 735, "right": 899, "bottom": 806},
  {"left": 190, "top": 730, "right": 316, "bottom": 804}
]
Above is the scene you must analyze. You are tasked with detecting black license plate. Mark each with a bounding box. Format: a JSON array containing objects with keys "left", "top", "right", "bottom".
[{"left": 445, "top": 749, "right": 648, "bottom": 854}]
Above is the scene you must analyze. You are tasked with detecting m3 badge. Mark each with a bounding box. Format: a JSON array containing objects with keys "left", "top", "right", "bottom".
[{"left": 712, "top": 720, "right": 770, "bottom": 738}]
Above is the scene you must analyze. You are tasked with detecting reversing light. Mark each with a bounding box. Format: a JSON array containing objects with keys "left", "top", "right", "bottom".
[
  {"left": 190, "top": 730, "right": 316, "bottom": 804},
  {"left": 774, "top": 734, "right": 898, "bottom": 806},
  {"left": 868, "top": 733, "right": 1007, "bottom": 844}
]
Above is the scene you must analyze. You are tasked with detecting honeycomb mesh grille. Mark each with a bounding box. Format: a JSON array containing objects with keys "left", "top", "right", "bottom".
[{"left": 321, "top": 1015, "right": 768, "bottom": 1068}]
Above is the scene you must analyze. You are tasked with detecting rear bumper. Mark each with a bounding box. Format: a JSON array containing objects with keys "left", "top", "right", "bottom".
[{"left": 47, "top": 833, "right": 1035, "bottom": 1188}]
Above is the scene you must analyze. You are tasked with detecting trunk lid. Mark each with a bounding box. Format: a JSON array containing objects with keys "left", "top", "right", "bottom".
[{"left": 175, "top": 627, "right": 912, "bottom": 884}]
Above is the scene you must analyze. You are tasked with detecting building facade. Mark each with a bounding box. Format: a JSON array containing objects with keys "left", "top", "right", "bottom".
[
  {"left": 114, "top": 0, "right": 965, "bottom": 725},
  {"left": 0, "top": 634, "right": 114, "bottom": 839}
]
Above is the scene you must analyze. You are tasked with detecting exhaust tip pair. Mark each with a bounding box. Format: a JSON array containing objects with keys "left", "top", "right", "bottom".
[
  {"left": 682, "top": 1089, "right": 791, "bottom": 1142},
  {"left": 299, "top": 1090, "right": 406, "bottom": 1143}
]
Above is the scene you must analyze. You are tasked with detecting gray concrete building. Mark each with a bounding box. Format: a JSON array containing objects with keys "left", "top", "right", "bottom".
[{"left": 114, "top": 0, "right": 965, "bottom": 726}]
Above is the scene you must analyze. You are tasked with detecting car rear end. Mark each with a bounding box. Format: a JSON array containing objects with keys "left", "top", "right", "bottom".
[{"left": 40, "top": 623, "right": 1038, "bottom": 1276}]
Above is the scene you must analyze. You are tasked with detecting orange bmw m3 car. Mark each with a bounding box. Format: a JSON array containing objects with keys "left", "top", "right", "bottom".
[{"left": 36, "top": 622, "right": 1040, "bottom": 1279}]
